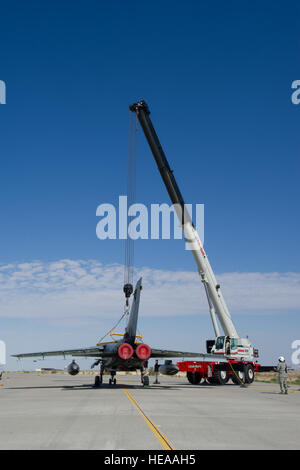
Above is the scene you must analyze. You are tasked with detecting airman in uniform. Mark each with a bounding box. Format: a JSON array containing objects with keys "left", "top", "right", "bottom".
[{"left": 276, "top": 356, "right": 288, "bottom": 394}]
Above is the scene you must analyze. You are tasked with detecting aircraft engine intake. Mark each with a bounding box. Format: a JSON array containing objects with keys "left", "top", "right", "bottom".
[
  {"left": 118, "top": 343, "right": 134, "bottom": 360},
  {"left": 67, "top": 360, "right": 80, "bottom": 376},
  {"left": 136, "top": 343, "right": 151, "bottom": 360}
]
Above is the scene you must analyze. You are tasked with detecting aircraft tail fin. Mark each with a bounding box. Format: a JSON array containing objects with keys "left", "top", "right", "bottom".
[{"left": 123, "top": 277, "right": 142, "bottom": 344}]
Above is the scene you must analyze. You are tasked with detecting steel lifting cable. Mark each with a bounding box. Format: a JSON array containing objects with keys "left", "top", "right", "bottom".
[
  {"left": 97, "top": 115, "right": 138, "bottom": 345},
  {"left": 97, "top": 309, "right": 129, "bottom": 345},
  {"left": 123, "top": 111, "right": 138, "bottom": 306}
]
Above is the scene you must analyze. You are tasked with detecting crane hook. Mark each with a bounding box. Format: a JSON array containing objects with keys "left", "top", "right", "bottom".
[{"left": 123, "top": 283, "right": 133, "bottom": 306}]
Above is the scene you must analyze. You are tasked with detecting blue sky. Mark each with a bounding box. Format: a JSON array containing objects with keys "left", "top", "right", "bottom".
[{"left": 0, "top": 1, "right": 300, "bottom": 369}]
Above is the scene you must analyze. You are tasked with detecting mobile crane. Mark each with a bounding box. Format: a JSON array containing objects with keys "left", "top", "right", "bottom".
[{"left": 130, "top": 100, "right": 266, "bottom": 385}]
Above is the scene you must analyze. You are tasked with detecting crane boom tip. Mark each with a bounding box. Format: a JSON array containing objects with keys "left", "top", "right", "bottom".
[{"left": 129, "top": 100, "right": 150, "bottom": 114}]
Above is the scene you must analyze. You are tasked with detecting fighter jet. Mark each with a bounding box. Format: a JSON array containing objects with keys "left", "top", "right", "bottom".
[{"left": 12, "top": 278, "right": 201, "bottom": 387}]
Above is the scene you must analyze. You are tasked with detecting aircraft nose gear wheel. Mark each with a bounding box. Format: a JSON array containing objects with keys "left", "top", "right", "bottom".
[{"left": 109, "top": 372, "right": 117, "bottom": 385}]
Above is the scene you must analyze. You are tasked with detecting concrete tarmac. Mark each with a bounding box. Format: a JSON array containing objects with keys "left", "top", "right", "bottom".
[{"left": 0, "top": 372, "right": 299, "bottom": 450}]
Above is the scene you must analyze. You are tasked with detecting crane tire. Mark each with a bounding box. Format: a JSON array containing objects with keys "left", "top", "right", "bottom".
[
  {"left": 187, "top": 372, "right": 202, "bottom": 385},
  {"left": 245, "top": 364, "right": 254, "bottom": 383},
  {"left": 206, "top": 377, "right": 216, "bottom": 384},
  {"left": 212, "top": 370, "right": 230, "bottom": 385},
  {"left": 231, "top": 370, "right": 245, "bottom": 384}
]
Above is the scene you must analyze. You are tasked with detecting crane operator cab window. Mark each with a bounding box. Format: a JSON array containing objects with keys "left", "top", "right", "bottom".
[
  {"left": 215, "top": 336, "right": 225, "bottom": 350},
  {"left": 215, "top": 336, "right": 238, "bottom": 354}
]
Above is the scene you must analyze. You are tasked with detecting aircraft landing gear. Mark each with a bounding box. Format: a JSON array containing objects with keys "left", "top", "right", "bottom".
[
  {"left": 94, "top": 375, "right": 101, "bottom": 387},
  {"left": 109, "top": 371, "right": 117, "bottom": 386},
  {"left": 94, "top": 361, "right": 104, "bottom": 388},
  {"left": 142, "top": 376, "right": 149, "bottom": 386},
  {"left": 140, "top": 366, "right": 150, "bottom": 387}
]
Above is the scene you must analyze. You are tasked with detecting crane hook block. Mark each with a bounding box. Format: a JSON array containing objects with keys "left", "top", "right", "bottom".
[{"left": 123, "top": 283, "right": 133, "bottom": 305}]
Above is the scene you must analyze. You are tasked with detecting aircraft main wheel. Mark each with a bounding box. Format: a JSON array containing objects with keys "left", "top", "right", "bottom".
[
  {"left": 143, "top": 376, "right": 149, "bottom": 386},
  {"left": 244, "top": 364, "right": 254, "bottom": 384},
  {"left": 94, "top": 376, "right": 101, "bottom": 388},
  {"left": 187, "top": 372, "right": 202, "bottom": 385}
]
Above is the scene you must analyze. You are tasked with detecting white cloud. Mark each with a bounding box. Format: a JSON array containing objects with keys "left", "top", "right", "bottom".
[{"left": 0, "top": 259, "right": 299, "bottom": 319}]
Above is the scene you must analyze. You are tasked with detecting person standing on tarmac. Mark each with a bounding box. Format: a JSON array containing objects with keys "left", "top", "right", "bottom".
[
  {"left": 276, "top": 356, "right": 288, "bottom": 394},
  {"left": 154, "top": 360, "right": 160, "bottom": 384}
]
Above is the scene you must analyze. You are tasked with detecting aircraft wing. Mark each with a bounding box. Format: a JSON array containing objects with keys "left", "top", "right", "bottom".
[
  {"left": 12, "top": 346, "right": 104, "bottom": 359},
  {"left": 150, "top": 349, "right": 205, "bottom": 358},
  {"left": 151, "top": 349, "right": 229, "bottom": 362}
]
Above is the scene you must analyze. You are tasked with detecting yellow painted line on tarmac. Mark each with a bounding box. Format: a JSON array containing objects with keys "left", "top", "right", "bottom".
[{"left": 117, "top": 380, "right": 175, "bottom": 450}]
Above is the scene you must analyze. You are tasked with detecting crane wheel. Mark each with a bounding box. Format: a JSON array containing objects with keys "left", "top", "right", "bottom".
[
  {"left": 187, "top": 372, "right": 202, "bottom": 385},
  {"left": 206, "top": 377, "right": 216, "bottom": 384},
  {"left": 231, "top": 370, "right": 245, "bottom": 385},
  {"left": 244, "top": 364, "right": 254, "bottom": 383},
  {"left": 206, "top": 370, "right": 229, "bottom": 385},
  {"left": 213, "top": 370, "right": 229, "bottom": 385}
]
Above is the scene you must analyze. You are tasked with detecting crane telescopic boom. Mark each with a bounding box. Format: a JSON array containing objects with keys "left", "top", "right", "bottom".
[{"left": 130, "top": 100, "right": 257, "bottom": 360}]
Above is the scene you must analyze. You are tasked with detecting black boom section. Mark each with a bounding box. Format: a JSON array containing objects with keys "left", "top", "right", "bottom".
[{"left": 129, "top": 101, "right": 192, "bottom": 227}]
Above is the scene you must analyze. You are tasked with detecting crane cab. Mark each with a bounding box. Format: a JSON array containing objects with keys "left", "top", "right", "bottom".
[{"left": 211, "top": 335, "right": 258, "bottom": 361}]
